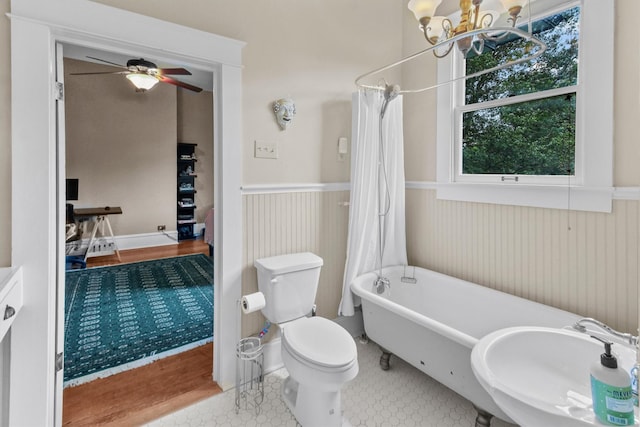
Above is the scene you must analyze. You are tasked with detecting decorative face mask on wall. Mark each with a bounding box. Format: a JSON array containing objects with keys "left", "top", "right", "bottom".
[{"left": 273, "top": 98, "right": 296, "bottom": 130}]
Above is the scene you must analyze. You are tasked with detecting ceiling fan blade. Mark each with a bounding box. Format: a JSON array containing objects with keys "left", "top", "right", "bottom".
[
  {"left": 86, "top": 56, "right": 129, "bottom": 69},
  {"left": 70, "top": 71, "right": 128, "bottom": 75},
  {"left": 157, "top": 75, "right": 203, "bottom": 93},
  {"left": 158, "top": 68, "right": 192, "bottom": 76}
]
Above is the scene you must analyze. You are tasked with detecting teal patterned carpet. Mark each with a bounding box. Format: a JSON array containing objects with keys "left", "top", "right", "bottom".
[{"left": 64, "top": 254, "right": 213, "bottom": 385}]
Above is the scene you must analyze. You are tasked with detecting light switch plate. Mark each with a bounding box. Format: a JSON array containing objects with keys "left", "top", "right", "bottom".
[
  {"left": 255, "top": 140, "right": 278, "bottom": 159},
  {"left": 338, "top": 137, "right": 348, "bottom": 154},
  {"left": 337, "top": 137, "right": 348, "bottom": 161}
]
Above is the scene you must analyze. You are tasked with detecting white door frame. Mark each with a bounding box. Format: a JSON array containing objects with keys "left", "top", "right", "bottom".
[
  {"left": 53, "top": 41, "right": 67, "bottom": 427},
  {"left": 9, "top": 1, "right": 244, "bottom": 425}
]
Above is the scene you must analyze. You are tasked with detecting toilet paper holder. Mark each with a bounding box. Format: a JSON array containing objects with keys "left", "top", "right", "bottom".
[{"left": 235, "top": 296, "right": 265, "bottom": 415}]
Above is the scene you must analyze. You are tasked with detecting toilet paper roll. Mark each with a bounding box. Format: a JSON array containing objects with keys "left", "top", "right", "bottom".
[{"left": 241, "top": 292, "right": 266, "bottom": 314}]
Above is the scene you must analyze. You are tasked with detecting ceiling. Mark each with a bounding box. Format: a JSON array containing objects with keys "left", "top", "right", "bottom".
[{"left": 63, "top": 44, "right": 214, "bottom": 92}]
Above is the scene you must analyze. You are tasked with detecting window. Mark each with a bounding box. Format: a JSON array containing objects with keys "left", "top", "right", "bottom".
[
  {"left": 436, "top": 0, "right": 614, "bottom": 212},
  {"left": 462, "top": 7, "right": 579, "bottom": 179}
]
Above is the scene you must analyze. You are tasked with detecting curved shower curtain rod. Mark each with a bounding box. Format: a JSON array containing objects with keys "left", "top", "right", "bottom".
[{"left": 355, "top": 26, "right": 547, "bottom": 95}]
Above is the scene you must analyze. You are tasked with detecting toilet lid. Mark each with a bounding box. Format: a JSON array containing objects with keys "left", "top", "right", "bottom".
[
  {"left": 255, "top": 252, "right": 323, "bottom": 275},
  {"left": 282, "top": 317, "right": 357, "bottom": 368}
]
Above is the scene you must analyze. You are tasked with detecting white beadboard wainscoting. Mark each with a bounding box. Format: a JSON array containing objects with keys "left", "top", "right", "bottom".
[
  {"left": 241, "top": 187, "right": 350, "bottom": 337},
  {"left": 240, "top": 183, "right": 639, "bottom": 338},
  {"left": 406, "top": 188, "right": 639, "bottom": 334}
]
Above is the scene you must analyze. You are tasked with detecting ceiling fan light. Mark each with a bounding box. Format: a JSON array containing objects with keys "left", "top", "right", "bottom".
[{"left": 126, "top": 73, "right": 159, "bottom": 91}]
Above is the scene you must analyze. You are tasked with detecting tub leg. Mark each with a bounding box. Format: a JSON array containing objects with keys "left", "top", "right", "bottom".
[
  {"left": 379, "top": 348, "right": 392, "bottom": 371},
  {"left": 472, "top": 405, "right": 493, "bottom": 427}
]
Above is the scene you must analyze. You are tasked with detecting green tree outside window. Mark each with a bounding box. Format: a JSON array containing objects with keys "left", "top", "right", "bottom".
[{"left": 462, "top": 7, "right": 580, "bottom": 176}]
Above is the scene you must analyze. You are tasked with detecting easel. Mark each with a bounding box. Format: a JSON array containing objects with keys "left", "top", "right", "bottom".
[{"left": 73, "top": 207, "right": 123, "bottom": 262}]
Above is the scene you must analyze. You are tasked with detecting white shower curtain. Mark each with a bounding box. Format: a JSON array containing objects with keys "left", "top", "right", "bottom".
[{"left": 339, "top": 89, "right": 407, "bottom": 316}]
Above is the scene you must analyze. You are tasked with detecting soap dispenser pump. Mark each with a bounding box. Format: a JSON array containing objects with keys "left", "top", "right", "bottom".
[{"left": 590, "top": 336, "right": 635, "bottom": 426}]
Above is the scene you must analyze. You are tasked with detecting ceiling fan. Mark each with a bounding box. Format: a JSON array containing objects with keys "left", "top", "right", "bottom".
[{"left": 70, "top": 56, "right": 203, "bottom": 93}]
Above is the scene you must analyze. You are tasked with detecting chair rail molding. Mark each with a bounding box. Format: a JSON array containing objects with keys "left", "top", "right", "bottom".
[{"left": 241, "top": 182, "right": 351, "bottom": 195}]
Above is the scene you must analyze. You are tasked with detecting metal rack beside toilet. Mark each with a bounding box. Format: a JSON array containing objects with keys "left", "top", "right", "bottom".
[{"left": 235, "top": 335, "right": 264, "bottom": 414}]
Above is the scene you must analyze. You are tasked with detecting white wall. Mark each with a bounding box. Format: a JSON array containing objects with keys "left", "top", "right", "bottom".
[
  {"left": 91, "top": 0, "right": 404, "bottom": 186},
  {"left": 65, "top": 58, "right": 177, "bottom": 236},
  {"left": 65, "top": 58, "right": 215, "bottom": 236}
]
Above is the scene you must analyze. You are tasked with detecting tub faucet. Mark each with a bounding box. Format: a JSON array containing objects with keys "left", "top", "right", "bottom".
[
  {"left": 373, "top": 276, "right": 390, "bottom": 295},
  {"left": 572, "top": 317, "right": 638, "bottom": 347}
]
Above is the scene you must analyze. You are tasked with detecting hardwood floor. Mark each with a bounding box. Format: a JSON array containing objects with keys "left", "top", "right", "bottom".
[
  {"left": 63, "top": 239, "right": 222, "bottom": 426},
  {"left": 85, "top": 238, "right": 211, "bottom": 268}
]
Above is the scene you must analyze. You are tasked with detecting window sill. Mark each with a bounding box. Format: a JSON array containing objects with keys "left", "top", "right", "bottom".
[{"left": 407, "top": 182, "right": 614, "bottom": 213}]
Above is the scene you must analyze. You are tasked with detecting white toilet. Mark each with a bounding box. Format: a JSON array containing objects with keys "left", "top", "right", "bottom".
[{"left": 255, "top": 252, "right": 358, "bottom": 427}]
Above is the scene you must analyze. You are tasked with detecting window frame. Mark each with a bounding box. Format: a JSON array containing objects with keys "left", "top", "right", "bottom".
[{"left": 435, "top": 0, "right": 614, "bottom": 212}]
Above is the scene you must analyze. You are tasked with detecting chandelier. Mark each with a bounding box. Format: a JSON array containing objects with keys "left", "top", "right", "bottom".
[
  {"left": 408, "top": 0, "right": 530, "bottom": 58},
  {"left": 354, "top": 0, "right": 545, "bottom": 94}
]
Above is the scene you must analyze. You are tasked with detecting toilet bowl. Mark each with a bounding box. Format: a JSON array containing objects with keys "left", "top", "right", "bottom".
[
  {"left": 254, "top": 253, "right": 359, "bottom": 427},
  {"left": 280, "top": 317, "right": 358, "bottom": 427}
]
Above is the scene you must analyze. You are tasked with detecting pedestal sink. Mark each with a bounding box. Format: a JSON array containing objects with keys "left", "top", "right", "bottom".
[{"left": 471, "top": 326, "right": 638, "bottom": 427}]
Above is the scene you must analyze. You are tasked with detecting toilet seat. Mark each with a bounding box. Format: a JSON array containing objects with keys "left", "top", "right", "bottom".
[{"left": 282, "top": 317, "right": 357, "bottom": 370}]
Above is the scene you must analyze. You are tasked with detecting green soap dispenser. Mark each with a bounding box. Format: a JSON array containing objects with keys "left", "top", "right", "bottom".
[{"left": 590, "top": 336, "right": 635, "bottom": 426}]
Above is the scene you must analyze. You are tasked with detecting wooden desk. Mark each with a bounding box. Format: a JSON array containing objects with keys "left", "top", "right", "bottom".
[
  {"left": 74, "top": 207, "right": 123, "bottom": 217},
  {"left": 73, "top": 207, "right": 123, "bottom": 262}
]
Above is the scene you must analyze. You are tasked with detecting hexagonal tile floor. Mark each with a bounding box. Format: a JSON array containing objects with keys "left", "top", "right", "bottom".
[{"left": 146, "top": 339, "right": 517, "bottom": 427}]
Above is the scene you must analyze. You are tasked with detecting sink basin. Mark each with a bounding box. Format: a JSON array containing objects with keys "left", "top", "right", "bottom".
[{"left": 471, "top": 326, "right": 638, "bottom": 427}]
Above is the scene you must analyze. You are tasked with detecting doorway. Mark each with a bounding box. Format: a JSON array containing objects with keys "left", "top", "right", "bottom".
[
  {"left": 60, "top": 48, "right": 218, "bottom": 424},
  {"left": 10, "top": 3, "right": 244, "bottom": 425}
]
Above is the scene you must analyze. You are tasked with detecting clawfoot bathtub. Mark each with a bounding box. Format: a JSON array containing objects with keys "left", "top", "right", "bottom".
[{"left": 351, "top": 265, "right": 581, "bottom": 427}]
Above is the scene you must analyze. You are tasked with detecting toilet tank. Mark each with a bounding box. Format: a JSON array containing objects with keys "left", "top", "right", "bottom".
[{"left": 254, "top": 252, "right": 323, "bottom": 323}]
